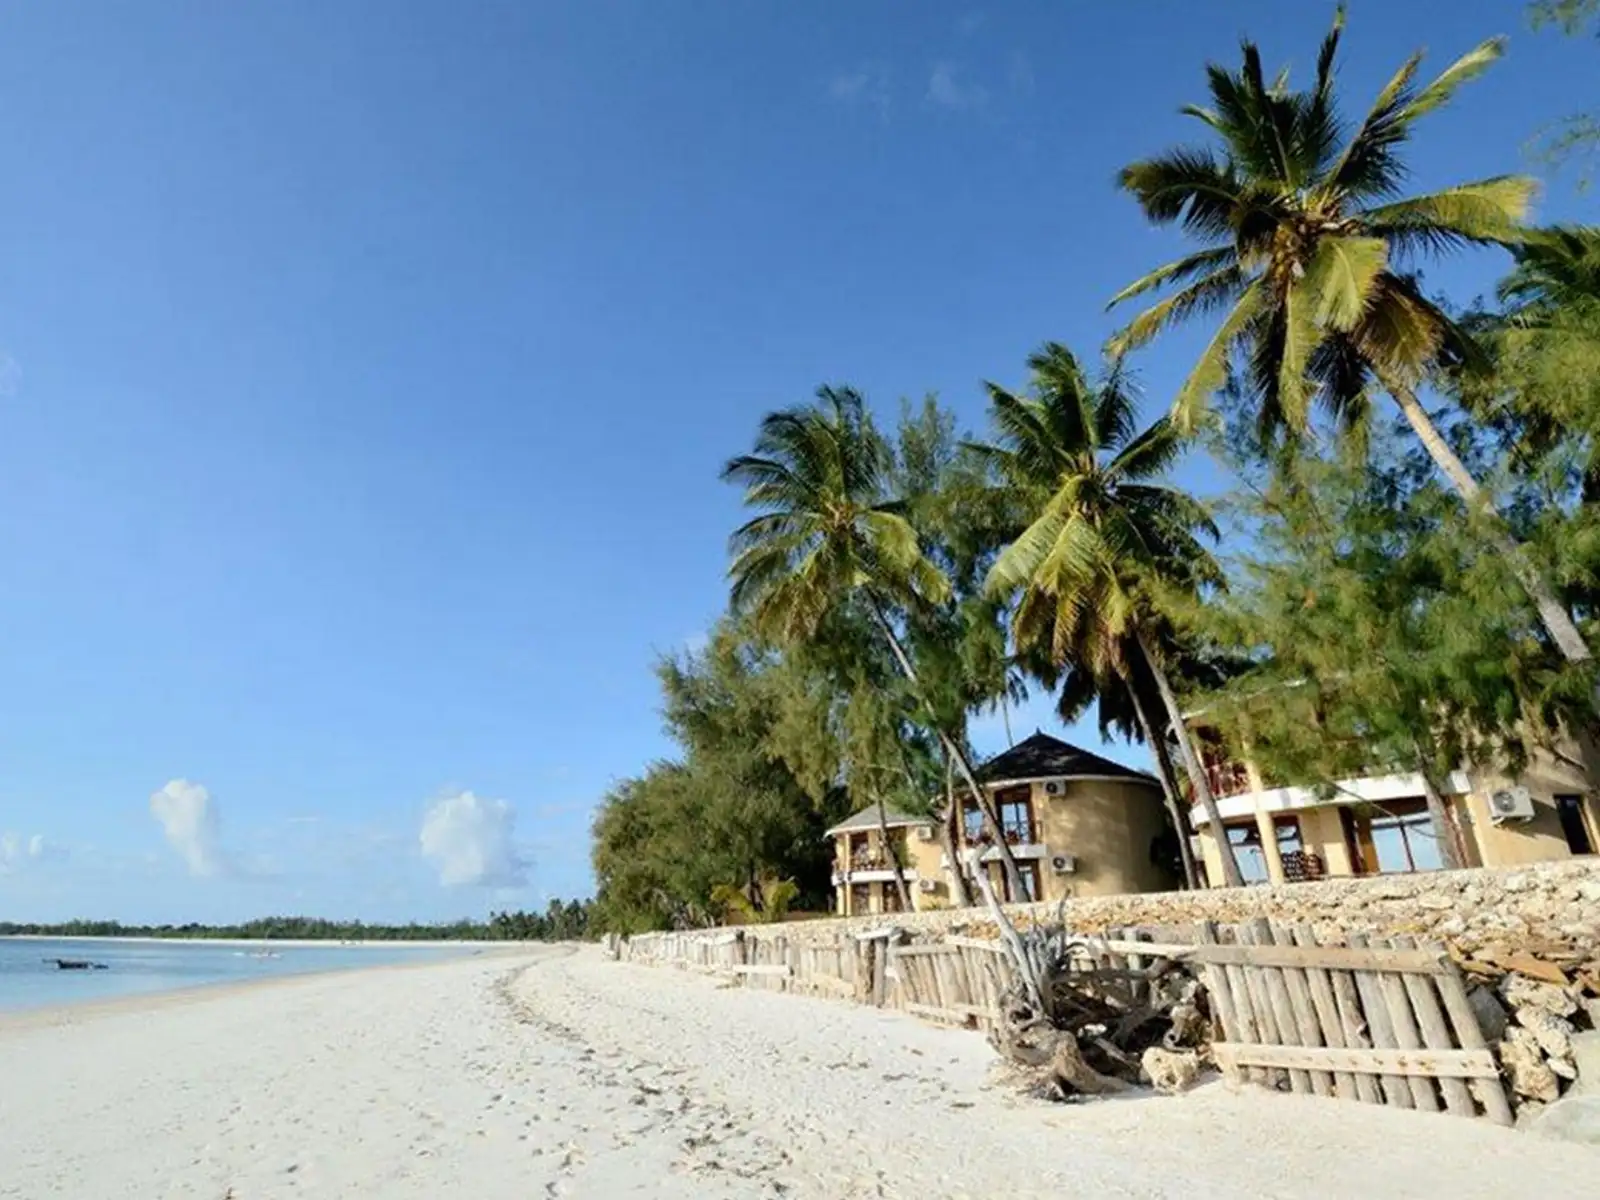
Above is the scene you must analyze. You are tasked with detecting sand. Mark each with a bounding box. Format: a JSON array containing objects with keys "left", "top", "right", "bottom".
[{"left": 0, "top": 945, "right": 1593, "bottom": 1199}]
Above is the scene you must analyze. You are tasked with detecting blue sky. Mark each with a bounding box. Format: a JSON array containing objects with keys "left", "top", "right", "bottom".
[{"left": 0, "top": 2, "right": 1592, "bottom": 923}]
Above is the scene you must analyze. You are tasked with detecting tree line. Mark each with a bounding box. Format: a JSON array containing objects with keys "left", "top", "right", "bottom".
[
  {"left": 589, "top": 7, "right": 1600, "bottom": 931},
  {"left": 2, "top": 900, "right": 593, "bottom": 942}
]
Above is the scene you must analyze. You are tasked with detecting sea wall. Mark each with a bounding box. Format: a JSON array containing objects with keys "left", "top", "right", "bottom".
[{"left": 738, "top": 859, "right": 1600, "bottom": 960}]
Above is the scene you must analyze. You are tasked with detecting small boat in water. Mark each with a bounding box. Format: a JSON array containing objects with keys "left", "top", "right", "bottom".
[{"left": 46, "top": 958, "right": 109, "bottom": 971}]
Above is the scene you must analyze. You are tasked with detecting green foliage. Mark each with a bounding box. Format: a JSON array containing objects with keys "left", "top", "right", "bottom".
[
  {"left": 588, "top": 621, "right": 852, "bottom": 934},
  {"left": 711, "top": 877, "right": 800, "bottom": 924},
  {"left": 1184, "top": 438, "right": 1596, "bottom": 801}
]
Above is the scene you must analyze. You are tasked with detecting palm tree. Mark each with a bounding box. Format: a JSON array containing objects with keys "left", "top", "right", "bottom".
[
  {"left": 974, "top": 344, "right": 1246, "bottom": 887},
  {"left": 1109, "top": 8, "right": 1593, "bottom": 668},
  {"left": 722, "top": 386, "right": 1030, "bottom": 902},
  {"left": 1045, "top": 638, "right": 1202, "bottom": 889}
]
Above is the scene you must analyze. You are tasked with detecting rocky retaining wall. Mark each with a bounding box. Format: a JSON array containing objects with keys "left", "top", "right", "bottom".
[{"left": 760, "top": 859, "right": 1600, "bottom": 960}]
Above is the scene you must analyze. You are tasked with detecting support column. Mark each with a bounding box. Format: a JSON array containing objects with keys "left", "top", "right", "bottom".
[{"left": 1255, "top": 808, "right": 1286, "bottom": 885}]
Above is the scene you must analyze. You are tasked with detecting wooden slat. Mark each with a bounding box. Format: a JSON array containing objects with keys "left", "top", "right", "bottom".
[
  {"left": 1435, "top": 957, "right": 1515, "bottom": 1127},
  {"left": 1072, "top": 939, "right": 1447, "bottom": 974},
  {"left": 1369, "top": 935, "right": 1439, "bottom": 1112},
  {"left": 1266, "top": 923, "right": 1333, "bottom": 1098},
  {"left": 1196, "top": 922, "right": 1242, "bottom": 1079},
  {"left": 1213, "top": 1042, "right": 1500, "bottom": 1080},
  {"left": 1348, "top": 934, "right": 1412, "bottom": 1108},
  {"left": 1215, "top": 925, "right": 1268, "bottom": 1087},
  {"left": 942, "top": 936, "right": 1011, "bottom": 954},
  {"left": 906, "top": 1002, "right": 971, "bottom": 1025},
  {"left": 1290, "top": 926, "right": 1362, "bottom": 1102},
  {"left": 1244, "top": 920, "right": 1306, "bottom": 1093},
  {"left": 1392, "top": 936, "right": 1475, "bottom": 1118}
]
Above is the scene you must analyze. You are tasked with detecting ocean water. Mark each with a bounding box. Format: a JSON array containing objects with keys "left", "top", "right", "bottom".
[{"left": 0, "top": 938, "right": 472, "bottom": 1012}]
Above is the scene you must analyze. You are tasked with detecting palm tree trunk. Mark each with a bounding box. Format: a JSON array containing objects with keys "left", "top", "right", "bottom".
[
  {"left": 874, "top": 796, "right": 914, "bottom": 911},
  {"left": 1392, "top": 385, "right": 1592, "bottom": 665},
  {"left": 941, "top": 750, "right": 975, "bottom": 907},
  {"left": 866, "top": 596, "right": 1027, "bottom": 899},
  {"left": 1416, "top": 758, "right": 1468, "bottom": 871},
  {"left": 1134, "top": 628, "right": 1245, "bottom": 888},
  {"left": 1127, "top": 675, "right": 1200, "bottom": 890}
]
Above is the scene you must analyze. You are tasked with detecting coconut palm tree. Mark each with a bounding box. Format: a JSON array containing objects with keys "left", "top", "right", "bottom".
[
  {"left": 1108, "top": 7, "right": 1593, "bottom": 668},
  {"left": 722, "top": 385, "right": 1030, "bottom": 902},
  {"left": 973, "top": 343, "right": 1246, "bottom": 887}
]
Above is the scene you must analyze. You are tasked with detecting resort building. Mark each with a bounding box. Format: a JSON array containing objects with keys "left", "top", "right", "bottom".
[
  {"left": 1186, "top": 735, "right": 1600, "bottom": 887},
  {"left": 826, "top": 732, "right": 1178, "bottom": 916}
]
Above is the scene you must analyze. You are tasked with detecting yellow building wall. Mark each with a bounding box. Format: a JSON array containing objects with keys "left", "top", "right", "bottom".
[
  {"left": 1037, "top": 779, "right": 1175, "bottom": 900},
  {"left": 1463, "top": 744, "right": 1597, "bottom": 867},
  {"left": 1295, "top": 806, "right": 1355, "bottom": 877}
]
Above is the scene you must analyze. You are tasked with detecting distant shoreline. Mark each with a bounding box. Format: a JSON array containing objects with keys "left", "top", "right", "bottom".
[{"left": 1, "top": 934, "right": 534, "bottom": 948}]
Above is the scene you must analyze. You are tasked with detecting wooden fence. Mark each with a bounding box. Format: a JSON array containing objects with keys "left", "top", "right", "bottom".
[{"left": 618, "top": 917, "right": 1510, "bottom": 1125}]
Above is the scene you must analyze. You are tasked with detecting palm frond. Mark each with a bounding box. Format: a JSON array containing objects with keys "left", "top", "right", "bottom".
[
  {"left": 1108, "top": 415, "right": 1185, "bottom": 482},
  {"left": 1325, "top": 50, "right": 1423, "bottom": 198},
  {"left": 1361, "top": 176, "right": 1535, "bottom": 255},
  {"left": 1117, "top": 148, "right": 1244, "bottom": 241},
  {"left": 1107, "top": 264, "right": 1250, "bottom": 356},
  {"left": 1303, "top": 235, "right": 1389, "bottom": 331},
  {"left": 1399, "top": 37, "right": 1506, "bottom": 125},
  {"left": 1105, "top": 245, "right": 1238, "bottom": 309},
  {"left": 1171, "top": 281, "right": 1266, "bottom": 432}
]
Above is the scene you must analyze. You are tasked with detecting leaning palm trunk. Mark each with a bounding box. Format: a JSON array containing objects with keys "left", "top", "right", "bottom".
[
  {"left": 866, "top": 598, "right": 1028, "bottom": 899},
  {"left": 1127, "top": 678, "right": 1201, "bottom": 890},
  {"left": 1391, "top": 386, "right": 1593, "bottom": 668},
  {"left": 874, "top": 794, "right": 914, "bottom": 911},
  {"left": 1415, "top": 757, "right": 1468, "bottom": 871},
  {"left": 1135, "top": 628, "right": 1245, "bottom": 887},
  {"left": 941, "top": 751, "right": 976, "bottom": 907}
]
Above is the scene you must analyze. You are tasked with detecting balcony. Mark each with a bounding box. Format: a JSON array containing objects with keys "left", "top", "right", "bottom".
[{"left": 833, "top": 862, "right": 919, "bottom": 886}]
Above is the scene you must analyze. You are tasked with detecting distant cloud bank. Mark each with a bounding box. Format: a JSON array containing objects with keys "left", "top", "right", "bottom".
[
  {"left": 150, "top": 779, "right": 228, "bottom": 877},
  {"left": 0, "top": 831, "right": 57, "bottom": 874},
  {"left": 419, "top": 790, "right": 527, "bottom": 888}
]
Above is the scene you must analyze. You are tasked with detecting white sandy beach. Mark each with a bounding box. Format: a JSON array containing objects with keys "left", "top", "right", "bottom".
[{"left": 0, "top": 946, "right": 1594, "bottom": 1199}]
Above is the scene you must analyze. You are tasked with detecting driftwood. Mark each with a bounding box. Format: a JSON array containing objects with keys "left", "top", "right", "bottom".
[{"left": 987, "top": 919, "right": 1208, "bottom": 1099}]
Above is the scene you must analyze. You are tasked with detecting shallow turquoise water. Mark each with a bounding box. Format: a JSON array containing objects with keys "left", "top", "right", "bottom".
[{"left": 0, "top": 938, "right": 471, "bottom": 1011}]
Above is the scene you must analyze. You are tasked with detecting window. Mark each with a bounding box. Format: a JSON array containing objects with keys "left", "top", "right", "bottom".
[
  {"left": 1224, "top": 818, "right": 1303, "bottom": 884},
  {"left": 1556, "top": 795, "right": 1595, "bottom": 856},
  {"left": 1368, "top": 800, "right": 1444, "bottom": 874},
  {"left": 996, "top": 786, "right": 1036, "bottom": 843},
  {"left": 850, "top": 884, "right": 871, "bottom": 914},
  {"left": 881, "top": 883, "right": 904, "bottom": 913},
  {"left": 963, "top": 800, "right": 986, "bottom": 843},
  {"left": 1014, "top": 862, "right": 1042, "bottom": 902}
]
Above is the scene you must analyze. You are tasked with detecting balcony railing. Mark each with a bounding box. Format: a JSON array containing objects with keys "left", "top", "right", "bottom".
[
  {"left": 963, "top": 819, "right": 1041, "bottom": 848},
  {"left": 1182, "top": 761, "right": 1254, "bottom": 801}
]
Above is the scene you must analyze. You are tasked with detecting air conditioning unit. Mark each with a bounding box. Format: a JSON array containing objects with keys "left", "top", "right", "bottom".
[
  {"left": 1050, "top": 853, "right": 1077, "bottom": 874},
  {"left": 915, "top": 826, "right": 937, "bottom": 842},
  {"left": 1489, "top": 787, "right": 1536, "bottom": 824},
  {"left": 916, "top": 878, "right": 939, "bottom": 894},
  {"left": 1043, "top": 780, "right": 1064, "bottom": 796}
]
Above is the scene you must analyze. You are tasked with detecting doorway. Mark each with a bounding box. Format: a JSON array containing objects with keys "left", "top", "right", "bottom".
[{"left": 1556, "top": 795, "right": 1595, "bottom": 856}]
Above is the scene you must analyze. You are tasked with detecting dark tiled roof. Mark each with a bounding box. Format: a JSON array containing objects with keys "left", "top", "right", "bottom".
[
  {"left": 824, "top": 802, "right": 935, "bottom": 837},
  {"left": 975, "top": 731, "right": 1155, "bottom": 786}
]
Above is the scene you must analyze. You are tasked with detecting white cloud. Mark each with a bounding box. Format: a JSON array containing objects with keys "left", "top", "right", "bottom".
[
  {"left": 828, "top": 65, "right": 891, "bottom": 121},
  {"left": 150, "top": 779, "right": 228, "bottom": 877},
  {"left": 419, "top": 791, "right": 527, "bottom": 888},
  {"left": 0, "top": 832, "right": 57, "bottom": 874},
  {"left": 926, "top": 62, "right": 989, "bottom": 111}
]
